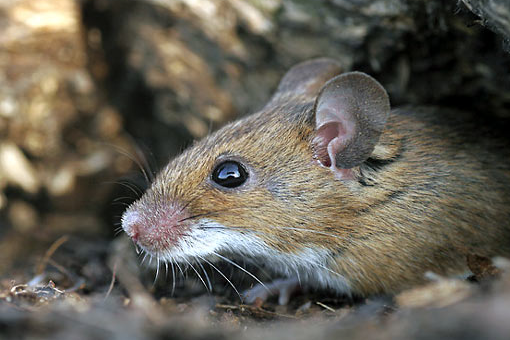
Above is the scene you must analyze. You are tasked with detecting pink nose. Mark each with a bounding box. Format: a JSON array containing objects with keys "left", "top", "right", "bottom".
[
  {"left": 121, "top": 202, "right": 190, "bottom": 253},
  {"left": 122, "top": 210, "right": 142, "bottom": 241}
]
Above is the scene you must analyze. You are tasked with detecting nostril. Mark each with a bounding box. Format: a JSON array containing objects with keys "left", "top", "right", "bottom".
[
  {"left": 122, "top": 210, "right": 142, "bottom": 240},
  {"left": 125, "top": 222, "right": 141, "bottom": 242},
  {"left": 131, "top": 229, "right": 139, "bottom": 242}
]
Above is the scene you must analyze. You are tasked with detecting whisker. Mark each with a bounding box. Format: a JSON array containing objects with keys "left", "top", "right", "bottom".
[
  {"left": 212, "top": 252, "right": 269, "bottom": 293},
  {"left": 111, "top": 202, "right": 131, "bottom": 208},
  {"left": 197, "top": 223, "right": 363, "bottom": 248},
  {"left": 198, "top": 255, "right": 242, "bottom": 302},
  {"left": 132, "top": 142, "right": 156, "bottom": 183},
  {"left": 178, "top": 209, "right": 228, "bottom": 223},
  {"left": 178, "top": 195, "right": 201, "bottom": 215},
  {"left": 113, "top": 196, "right": 137, "bottom": 203},
  {"left": 196, "top": 225, "right": 268, "bottom": 238},
  {"left": 107, "top": 180, "right": 143, "bottom": 198},
  {"left": 171, "top": 261, "right": 176, "bottom": 296},
  {"left": 195, "top": 256, "right": 212, "bottom": 291},
  {"left": 115, "top": 179, "right": 143, "bottom": 194},
  {"left": 297, "top": 256, "right": 346, "bottom": 279},
  {"left": 175, "top": 261, "right": 185, "bottom": 277},
  {"left": 195, "top": 225, "right": 326, "bottom": 251},
  {"left": 270, "top": 226, "right": 351, "bottom": 241},
  {"left": 105, "top": 142, "right": 153, "bottom": 184},
  {"left": 195, "top": 224, "right": 353, "bottom": 281},
  {"left": 245, "top": 260, "right": 272, "bottom": 281},
  {"left": 141, "top": 253, "right": 148, "bottom": 265},
  {"left": 154, "top": 256, "right": 160, "bottom": 285},
  {"left": 182, "top": 257, "right": 209, "bottom": 292},
  {"left": 175, "top": 201, "right": 358, "bottom": 242}
]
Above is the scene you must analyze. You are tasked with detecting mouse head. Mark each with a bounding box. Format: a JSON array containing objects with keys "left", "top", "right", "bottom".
[{"left": 122, "top": 58, "right": 390, "bottom": 267}]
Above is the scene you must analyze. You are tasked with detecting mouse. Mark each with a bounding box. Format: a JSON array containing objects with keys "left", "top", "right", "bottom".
[{"left": 121, "top": 58, "right": 510, "bottom": 304}]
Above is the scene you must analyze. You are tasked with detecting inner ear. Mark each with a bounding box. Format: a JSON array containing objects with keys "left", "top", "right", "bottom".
[
  {"left": 313, "top": 112, "right": 354, "bottom": 168},
  {"left": 312, "top": 72, "right": 390, "bottom": 177}
]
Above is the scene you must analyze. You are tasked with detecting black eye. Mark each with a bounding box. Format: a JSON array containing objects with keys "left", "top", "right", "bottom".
[{"left": 211, "top": 161, "right": 248, "bottom": 188}]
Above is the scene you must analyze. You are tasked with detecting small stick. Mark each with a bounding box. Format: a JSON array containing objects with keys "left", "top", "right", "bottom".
[
  {"left": 36, "top": 235, "right": 69, "bottom": 275},
  {"left": 104, "top": 261, "right": 117, "bottom": 301},
  {"left": 316, "top": 301, "right": 336, "bottom": 312}
]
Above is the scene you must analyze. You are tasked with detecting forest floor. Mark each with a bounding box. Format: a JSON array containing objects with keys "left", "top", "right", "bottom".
[{"left": 1, "top": 235, "right": 510, "bottom": 340}]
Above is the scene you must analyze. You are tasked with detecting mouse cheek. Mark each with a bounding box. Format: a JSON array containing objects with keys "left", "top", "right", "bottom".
[{"left": 121, "top": 203, "right": 190, "bottom": 253}]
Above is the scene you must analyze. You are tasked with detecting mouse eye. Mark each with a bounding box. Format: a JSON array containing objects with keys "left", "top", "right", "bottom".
[{"left": 211, "top": 161, "right": 248, "bottom": 188}]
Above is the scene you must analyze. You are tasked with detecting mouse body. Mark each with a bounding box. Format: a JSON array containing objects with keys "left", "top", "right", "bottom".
[{"left": 122, "top": 58, "right": 510, "bottom": 298}]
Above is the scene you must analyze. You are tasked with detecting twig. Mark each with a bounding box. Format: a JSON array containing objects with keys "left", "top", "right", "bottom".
[
  {"left": 104, "top": 261, "right": 117, "bottom": 301},
  {"left": 215, "top": 303, "right": 297, "bottom": 319},
  {"left": 36, "top": 235, "right": 69, "bottom": 275},
  {"left": 316, "top": 301, "right": 336, "bottom": 312}
]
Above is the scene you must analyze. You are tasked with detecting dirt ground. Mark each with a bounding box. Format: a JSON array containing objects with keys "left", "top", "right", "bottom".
[{"left": 1, "top": 0, "right": 510, "bottom": 339}]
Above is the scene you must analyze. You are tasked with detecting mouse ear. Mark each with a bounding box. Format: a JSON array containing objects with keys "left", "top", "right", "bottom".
[
  {"left": 270, "top": 58, "right": 343, "bottom": 103},
  {"left": 312, "top": 72, "right": 390, "bottom": 179}
]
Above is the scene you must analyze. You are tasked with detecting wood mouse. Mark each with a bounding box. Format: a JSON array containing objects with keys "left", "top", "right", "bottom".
[{"left": 121, "top": 58, "right": 510, "bottom": 303}]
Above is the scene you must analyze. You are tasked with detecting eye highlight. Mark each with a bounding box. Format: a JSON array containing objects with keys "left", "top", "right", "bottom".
[{"left": 211, "top": 161, "right": 248, "bottom": 188}]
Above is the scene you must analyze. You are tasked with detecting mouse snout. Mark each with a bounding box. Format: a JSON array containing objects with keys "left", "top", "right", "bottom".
[
  {"left": 122, "top": 210, "right": 143, "bottom": 242},
  {"left": 121, "top": 202, "right": 191, "bottom": 253}
]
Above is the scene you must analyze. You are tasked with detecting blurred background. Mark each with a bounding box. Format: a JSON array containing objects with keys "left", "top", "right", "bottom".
[{"left": 0, "top": 0, "right": 509, "bottom": 330}]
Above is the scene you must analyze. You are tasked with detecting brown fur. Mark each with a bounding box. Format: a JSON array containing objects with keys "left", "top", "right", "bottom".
[{"left": 130, "top": 59, "right": 510, "bottom": 296}]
